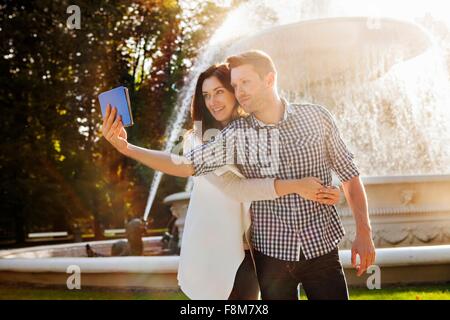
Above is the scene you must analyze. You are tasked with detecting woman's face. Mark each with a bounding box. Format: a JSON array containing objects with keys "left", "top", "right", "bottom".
[{"left": 202, "top": 76, "right": 237, "bottom": 126}]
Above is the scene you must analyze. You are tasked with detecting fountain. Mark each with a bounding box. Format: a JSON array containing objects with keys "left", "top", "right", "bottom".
[{"left": 1, "top": 1, "right": 450, "bottom": 291}]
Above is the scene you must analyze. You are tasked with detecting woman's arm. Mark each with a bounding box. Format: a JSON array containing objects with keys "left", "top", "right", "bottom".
[
  {"left": 206, "top": 171, "right": 340, "bottom": 205},
  {"left": 275, "top": 177, "right": 340, "bottom": 205},
  {"left": 122, "top": 144, "right": 194, "bottom": 178},
  {"left": 102, "top": 104, "right": 194, "bottom": 177},
  {"left": 204, "top": 172, "right": 278, "bottom": 202}
]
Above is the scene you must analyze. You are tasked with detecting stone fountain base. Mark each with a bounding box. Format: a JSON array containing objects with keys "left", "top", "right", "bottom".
[
  {"left": 3, "top": 174, "right": 447, "bottom": 290},
  {"left": 338, "top": 175, "right": 450, "bottom": 249},
  {"left": 1, "top": 245, "right": 449, "bottom": 290}
]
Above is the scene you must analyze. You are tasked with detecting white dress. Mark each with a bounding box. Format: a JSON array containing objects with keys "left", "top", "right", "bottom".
[{"left": 177, "top": 133, "right": 278, "bottom": 300}]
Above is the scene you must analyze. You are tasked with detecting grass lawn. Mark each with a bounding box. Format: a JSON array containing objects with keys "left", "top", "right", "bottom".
[
  {"left": 0, "top": 283, "right": 449, "bottom": 300},
  {"left": 301, "top": 284, "right": 450, "bottom": 300}
]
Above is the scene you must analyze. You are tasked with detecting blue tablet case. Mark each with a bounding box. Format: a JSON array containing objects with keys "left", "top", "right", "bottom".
[{"left": 98, "top": 86, "right": 133, "bottom": 127}]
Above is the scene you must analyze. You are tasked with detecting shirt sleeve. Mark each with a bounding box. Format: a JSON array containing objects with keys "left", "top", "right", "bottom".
[
  {"left": 319, "top": 106, "right": 360, "bottom": 182},
  {"left": 182, "top": 131, "right": 196, "bottom": 154},
  {"left": 204, "top": 170, "right": 278, "bottom": 203},
  {"left": 184, "top": 122, "right": 238, "bottom": 176}
]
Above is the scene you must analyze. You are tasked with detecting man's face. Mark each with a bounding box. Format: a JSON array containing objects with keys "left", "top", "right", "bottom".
[{"left": 230, "top": 64, "right": 269, "bottom": 114}]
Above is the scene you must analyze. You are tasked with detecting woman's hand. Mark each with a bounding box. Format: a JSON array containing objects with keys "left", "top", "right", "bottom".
[
  {"left": 292, "top": 177, "right": 341, "bottom": 205},
  {"left": 101, "top": 104, "right": 129, "bottom": 154},
  {"left": 316, "top": 185, "right": 341, "bottom": 205}
]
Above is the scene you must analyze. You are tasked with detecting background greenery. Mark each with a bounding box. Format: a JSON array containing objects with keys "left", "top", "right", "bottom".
[{"left": 0, "top": 0, "right": 239, "bottom": 245}]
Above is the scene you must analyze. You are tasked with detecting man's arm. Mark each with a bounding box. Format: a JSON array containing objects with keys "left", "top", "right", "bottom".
[
  {"left": 319, "top": 105, "right": 375, "bottom": 276},
  {"left": 341, "top": 176, "right": 376, "bottom": 276}
]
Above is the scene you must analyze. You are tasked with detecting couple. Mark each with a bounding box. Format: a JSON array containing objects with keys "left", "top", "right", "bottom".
[{"left": 101, "top": 50, "right": 376, "bottom": 300}]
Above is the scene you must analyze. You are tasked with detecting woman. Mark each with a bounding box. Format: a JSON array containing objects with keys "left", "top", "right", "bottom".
[{"left": 101, "top": 64, "right": 340, "bottom": 300}]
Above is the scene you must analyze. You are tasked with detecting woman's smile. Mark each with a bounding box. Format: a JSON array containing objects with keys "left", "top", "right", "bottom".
[{"left": 211, "top": 105, "right": 226, "bottom": 114}]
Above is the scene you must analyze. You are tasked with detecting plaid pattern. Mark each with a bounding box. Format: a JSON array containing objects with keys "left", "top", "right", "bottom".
[{"left": 185, "top": 99, "right": 360, "bottom": 261}]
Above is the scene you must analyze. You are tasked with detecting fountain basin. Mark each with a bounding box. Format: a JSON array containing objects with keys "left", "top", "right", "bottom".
[
  {"left": 0, "top": 236, "right": 165, "bottom": 259},
  {"left": 0, "top": 236, "right": 179, "bottom": 290},
  {"left": 1, "top": 174, "right": 449, "bottom": 289},
  {"left": 0, "top": 245, "right": 449, "bottom": 289}
]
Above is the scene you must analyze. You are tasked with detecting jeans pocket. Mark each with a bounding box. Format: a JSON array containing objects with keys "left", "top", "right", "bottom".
[{"left": 306, "top": 247, "right": 342, "bottom": 273}]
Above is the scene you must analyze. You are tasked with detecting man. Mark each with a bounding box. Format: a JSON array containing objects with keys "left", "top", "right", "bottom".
[{"left": 183, "top": 50, "right": 375, "bottom": 300}]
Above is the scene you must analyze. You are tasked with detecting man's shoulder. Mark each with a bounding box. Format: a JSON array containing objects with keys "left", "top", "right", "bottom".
[
  {"left": 288, "top": 102, "right": 331, "bottom": 120},
  {"left": 289, "top": 102, "right": 329, "bottom": 114}
]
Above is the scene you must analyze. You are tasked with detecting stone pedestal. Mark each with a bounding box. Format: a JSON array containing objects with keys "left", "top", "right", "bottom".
[
  {"left": 163, "top": 192, "right": 190, "bottom": 250},
  {"left": 338, "top": 175, "right": 450, "bottom": 249}
]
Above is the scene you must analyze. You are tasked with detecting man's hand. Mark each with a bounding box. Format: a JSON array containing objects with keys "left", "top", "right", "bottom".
[
  {"left": 341, "top": 176, "right": 376, "bottom": 277},
  {"left": 351, "top": 229, "right": 376, "bottom": 277},
  {"left": 101, "top": 104, "right": 128, "bottom": 154}
]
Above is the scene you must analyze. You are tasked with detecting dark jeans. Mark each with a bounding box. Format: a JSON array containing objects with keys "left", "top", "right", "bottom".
[
  {"left": 254, "top": 247, "right": 349, "bottom": 300},
  {"left": 228, "top": 250, "right": 260, "bottom": 300}
]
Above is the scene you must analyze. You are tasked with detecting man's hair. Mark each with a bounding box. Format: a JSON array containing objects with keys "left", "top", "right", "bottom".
[{"left": 226, "top": 50, "right": 276, "bottom": 79}]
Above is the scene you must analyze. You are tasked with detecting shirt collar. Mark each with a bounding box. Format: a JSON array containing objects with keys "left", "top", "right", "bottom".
[{"left": 251, "top": 97, "right": 293, "bottom": 128}]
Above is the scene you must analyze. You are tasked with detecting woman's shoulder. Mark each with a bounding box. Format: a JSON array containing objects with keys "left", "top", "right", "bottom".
[{"left": 182, "top": 130, "right": 201, "bottom": 154}]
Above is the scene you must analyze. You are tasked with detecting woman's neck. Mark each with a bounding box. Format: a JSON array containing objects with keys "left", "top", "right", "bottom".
[{"left": 219, "top": 119, "right": 230, "bottom": 128}]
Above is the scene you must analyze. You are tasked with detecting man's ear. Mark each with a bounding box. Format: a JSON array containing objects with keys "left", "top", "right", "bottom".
[{"left": 265, "top": 72, "right": 276, "bottom": 88}]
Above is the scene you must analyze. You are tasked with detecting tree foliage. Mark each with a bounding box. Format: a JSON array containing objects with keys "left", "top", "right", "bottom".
[{"left": 0, "top": 0, "right": 231, "bottom": 243}]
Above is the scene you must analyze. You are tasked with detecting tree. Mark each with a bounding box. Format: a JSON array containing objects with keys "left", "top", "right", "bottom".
[{"left": 0, "top": 0, "right": 231, "bottom": 244}]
